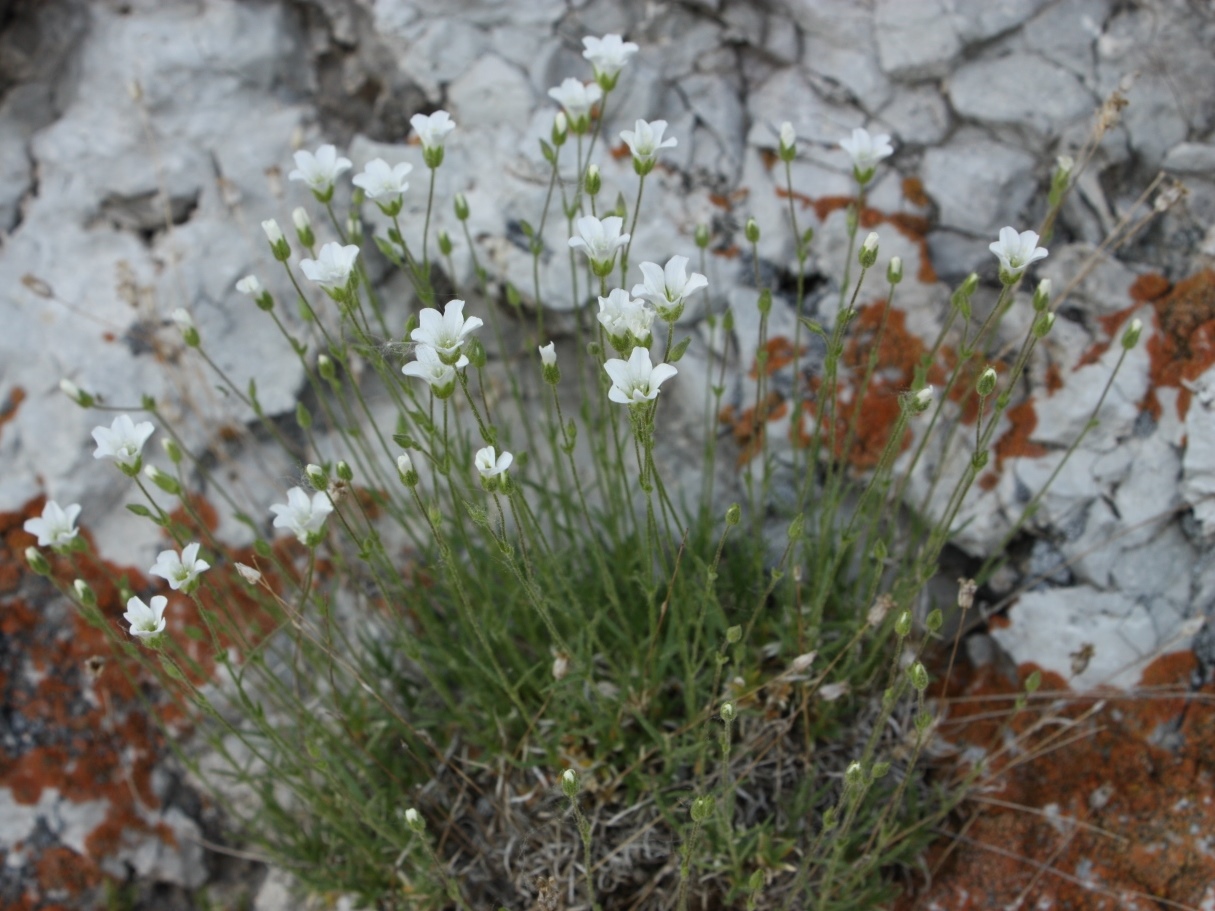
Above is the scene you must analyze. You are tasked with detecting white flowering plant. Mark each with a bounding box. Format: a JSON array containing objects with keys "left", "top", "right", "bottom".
[{"left": 31, "top": 29, "right": 1173, "bottom": 911}]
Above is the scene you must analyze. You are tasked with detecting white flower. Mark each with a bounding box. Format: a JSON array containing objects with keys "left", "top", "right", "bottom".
[
  {"left": 292, "top": 207, "right": 312, "bottom": 233},
  {"left": 839, "top": 127, "right": 893, "bottom": 176},
  {"left": 270, "top": 486, "right": 334, "bottom": 546},
  {"left": 604, "top": 346, "right": 678, "bottom": 405},
  {"left": 410, "top": 111, "right": 456, "bottom": 152},
  {"left": 779, "top": 121, "right": 796, "bottom": 154},
  {"left": 410, "top": 299, "right": 483, "bottom": 364},
  {"left": 300, "top": 242, "right": 360, "bottom": 292},
  {"left": 597, "top": 288, "right": 653, "bottom": 347},
  {"left": 235, "top": 275, "right": 263, "bottom": 296},
  {"left": 988, "top": 226, "right": 1049, "bottom": 279},
  {"left": 288, "top": 144, "right": 353, "bottom": 194},
  {"left": 92, "top": 414, "right": 155, "bottom": 472},
  {"left": 352, "top": 158, "right": 413, "bottom": 199},
  {"left": 581, "top": 34, "right": 639, "bottom": 81},
  {"left": 547, "top": 78, "right": 603, "bottom": 131},
  {"left": 475, "top": 446, "right": 513, "bottom": 479},
  {"left": 124, "top": 594, "right": 168, "bottom": 639},
  {"left": 23, "top": 500, "right": 81, "bottom": 549},
  {"left": 148, "top": 542, "right": 210, "bottom": 592},
  {"left": 619, "top": 119, "right": 676, "bottom": 171},
  {"left": 631, "top": 255, "right": 707, "bottom": 321},
  {"left": 569, "top": 215, "right": 629, "bottom": 275},
  {"left": 538, "top": 342, "right": 557, "bottom": 367},
  {"left": 401, "top": 344, "right": 469, "bottom": 397}
]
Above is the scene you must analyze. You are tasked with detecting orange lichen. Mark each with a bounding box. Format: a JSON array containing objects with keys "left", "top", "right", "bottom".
[
  {"left": 0, "top": 385, "right": 26, "bottom": 438},
  {"left": 1129, "top": 272, "right": 1170, "bottom": 303},
  {"left": 902, "top": 176, "right": 930, "bottom": 207},
  {"left": 748, "top": 335, "right": 805, "bottom": 379},
  {"left": 1141, "top": 269, "right": 1215, "bottom": 420},
  {"left": 992, "top": 400, "right": 1049, "bottom": 468},
  {"left": 900, "top": 648, "right": 1215, "bottom": 910}
]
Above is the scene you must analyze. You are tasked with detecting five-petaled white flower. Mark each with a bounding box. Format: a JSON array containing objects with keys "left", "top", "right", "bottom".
[
  {"left": 410, "top": 299, "right": 483, "bottom": 364},
  {"left": 632, "top": 255, "right": 708, "bottom": 321},
  {"left": 547, "top": 78, "right": 603, "bottom": 132},
  {"left": 92, "top": 414, "right": 155, "bottom": 474},
  {"left": 352, "top": 158, "right": 413, "bottom": 200},
  {"left": 597, "top": 289, "right": 654, "bottom": 349},
  {"left": 149, "top": 542, "right": 211, "bottom": 592},
  {"left": 619, "top": 119, "right": 677, "bottom": 174},
  {"left": 410, "top": 111, "right": 456, "bottom": 152},
  {"left": 581, "top": 34, "right": 639, "bottom": 85},
  {"left": 604, "top": 346, "right": 678, "bottom": 405},
  {"left": 569, "top": 215, "right": 629, "bottom": 276},
  {"left": 475, "top": 446, "right": 513, "bottom": 479},
  {"left": 988, "top": 226, "right": 1049, "bottom": 281},
  {"left": 839, "top": 128, "right": 893, "bottom": 179},
  {"left": 270, "top": 486, "right": 334, "bottom": 546},
  {"left": 401, "top": 344, "right": 469, "bottom": 398},
  {"left": 288, "top": 145, "right": 353, "bottom": 195},
  {"left": 124, "top": 594, "right": 168, "bottom": 640},
  {"left": 300, "top": 242, "right": 360, "bottom": 292},
  {"left": 235, "top": 275, "right": 263, "bottom": 296},
  {"left": 24, "top": 500, "right": 82, "bottom": 549},
  {"left": 539, "top": 342, "right": 557, "bottom": 367}
]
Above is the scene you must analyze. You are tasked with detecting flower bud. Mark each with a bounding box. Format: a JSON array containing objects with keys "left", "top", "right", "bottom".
[
  {"left": 726, "top": 625, "right": 742, "bottom": 644},
  {"left": 538, "top": 342, "right": 560, "bottom": 386},
  {"left": 1032, "top": 279, "right": 1051, "bottom": 312},
  {"left": 336, "top": 460, "right": 353, "bottom": 482},
  {"left": 695, "top": 223, "right": 710, "bottom": 249},
  {"left": 552, "top": 111, "right": 568, "bottom": 146},
  {"left": 844, "top": 761, "right": 864, "bottom": 789},
  {"left": 787, "top": 513, "right": 804, "bottom": 542},
  {"left": 976, "top": 367, "right": 997, "bottom": 397},
  {"left": 725, "top": 503, "right": 741, "bottom": 527},
  {"left": 262, "top": 219, "right": 290, "bottom": 261},
  {"left": 720, "top": 702, "right": 736, "bottom": 722},
  {"left": 910, "top": 661, "right": 930, "bottom": 692},
  {"left": 397, "top": 453, "right": 419, "bottom": 488},
  {"left": 1121, "top": 317, "right": 1142, "bottom": 350},
  {"left": 74, "top": 579, "right": 97, "bottom": 608},
  {"left": 858, "top": 232, "right": 880, "bottom": 268},
  {"left": 584, "top": 164, "right": 601, "bottom": 197},
  {"left": 305, "top": 464, "right": 327, "bottom": 490},
  {"left": 296, "top": 401, "right": 312, "bottom": 430},
  {"left": 172, "top": 308, "right": 199, "bottom": 348},
  {"left": 960, "top": 272, "right": 979, "bottom": 297},
  {"left": 454, "top": 192, "right": 470, "bottom": 221},
  {"left": 894, "top": 610, "right": 912, "bottom": 637},
  {"left": 561, "top": 768, "right": 579, "bottom": 799},
  {"left": 438, "top": 230, "right": 453, "bottom": 256},
  {"left": 144, "top": 465, "right": 181, "bottom": 496},
  {"left": 25, "top": 547, "right": 51, "bottom": 576},
  {"left": 59, "top": 378, "right": 96, "bottom": 408},
  {"left": 910, "top": 385, "right": 933, "bottom": 415},
  {"left": 1033, "top": 312, "right": 1055, "bottom": 339},
  {"left": 690, "top": 794, "right": 715, "bottom": 822},
  {"left": 318, "top": 354, "right": 337, "bottom": 383},
  {"left": 404, "top": 807, "right": 426, "bottom": 834},
  {"left": 757, "top": 288, "right": 772, "bottom": 316},
  {"left": 1024, "top": 669, "right": 1042, "bottom": 694},
  {"left": 887, "top": 256, "right": 903, "bottom": 285},
  {"left": 161, "top": 437, "right": 182, "bottom": 465},
  {"left": 871, "top": 761, "right": 891, "bottom": 780},
  {"left": 292, "top": 207, "right": 315, "bottom": 248},
  {"left": 745, "top": 218, "right": 760, "bottom": 244},
  {"left": 778, "top": 121, "right": 796, "bottom": 162}
]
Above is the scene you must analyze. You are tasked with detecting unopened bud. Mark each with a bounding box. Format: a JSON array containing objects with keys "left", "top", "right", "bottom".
[
  {"left": 404, "top": 808, "right": 425, "bottom": 834},
  {"left": 894, "top": 610, "right": 912, "bottom": 637},
  {"left": 262, "top": 219, "right": 290, "bottom": 261},
  {"left": 720, "top": 702, "right": 736, "bottom": 722},
  {"left": 438, "top": 230, "right": 453, "bottom": 256},
  {"left": 1033, "top": 312, "right": 1055, "bottom": 339},
  {"left": 585, "top": 164, "right": 601, "bottom": 197},
  {"left": 318, "top": 354, "right": 337, "bottom": 383},
  {"left": 561, "top": 768, "right": 579, "bottom": 798},
  {"left": 858, "top": 232, "right": 880, "bottom": 268},
  {"left": 726, "top": 625, "right": 742, "bottom": 644},
  {"left": 74, "top": 579, "right": 97, "bottom": 608},
  {"left": 976, "top": 367, "right": 997, "bottom": 397},
  {"left": 910, "top": 385, "right": 934, "bottom": 414},
  {"left": 335, "top": 460, "right": 353, "bottom": 482},
  {"left": 690, "top": 795, "right": 715, "bottom": 822},
  {"left": 1024, "top": 669, "right": 1042, "bottom": 694},
  {"left": 59, "top": 379, "right": 96, "bottom": 408},
  {"left": 887, "top": 256, "right": 903, "bottom": 285},
  {"left": 725, "top": 503, "right": 741, "bottom": 527},
  {"left": 454, "top": 192, "right": 470, "bottom": 221},
  {"left": 25, "top": 547, "right": 51, "bottom": 576},
  {"left": 960, "top": 272, "right": 979, "bottom": 297},
  {"left": 552, "top": 111, "right": 568, "bottom": 146},
  {"left": 172, "top": 309, "right": 199, "bottom": 348},
  {"left": 305, "top": 464, "right": 327, "bottom": 489},
  {"left": 397, "top": 453, "right": 419, "bottom": 488},
  {"left": 144, "top": 465, "right": 181, "bottom": 496},
  {"left": 1121, "top": 317, "right": 1142, "bottom": 350},
  {"left": 745, "top": 218, "right": 760, "bottom": 244},
  {"left": 292, "top": 207, "right": 315, "bottom": 248},
  {"left": 844, "top": 761, "right": 864, "bottom": 788},
  {"left": 909, "top": 661, "right": 930, "bottom": 692},
  {"left": 695, "top": 223, "right": 710, "bottom": 249},
  {"left": 1032, "top": 279, "right": 1051, "bottom": 312},
  {"left": 778, "top": 121, "right": 796, "bottom": 162}
]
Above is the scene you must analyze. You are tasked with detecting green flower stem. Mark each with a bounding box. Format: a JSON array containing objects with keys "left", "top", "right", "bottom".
[
  {"left": 619, "top": 171, "right": 646, "bottom": 285},
  {"left": 421, "top": 166, "right": 437, "bottom": 277}
]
